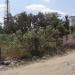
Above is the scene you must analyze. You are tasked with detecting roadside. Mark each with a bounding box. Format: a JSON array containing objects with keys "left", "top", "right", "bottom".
[{"left": 0, "top": 50, "right": 75, "bottom": 75}]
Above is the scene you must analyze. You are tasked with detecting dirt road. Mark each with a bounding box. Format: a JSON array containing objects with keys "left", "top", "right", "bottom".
[{"left": 0, "top": 51, "right": 75, "bottom": 75}]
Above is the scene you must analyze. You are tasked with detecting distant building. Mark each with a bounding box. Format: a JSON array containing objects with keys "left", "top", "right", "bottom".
[
  {"left": 63, "top": 16, "right": 75, "bottom": 46},
  {"left": 69, "top": 16, "right": 75, "bottom": 33}
]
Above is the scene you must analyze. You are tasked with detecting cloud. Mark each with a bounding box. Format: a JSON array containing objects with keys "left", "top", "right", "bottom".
[
  {"left": 0, "top": 4, "right": 5, "bottom": 12},
  {"left": 0, "top": 4, "right": 5, "bottom": 24},
  {"left": 26, "top": 4, "right": 66, "bottom": 16},
  {"left": 0, "top": 18, "right": 3, "bottom": 24},
  {"left": 44, "top": 0, "right": 50, "bottom": 2}
]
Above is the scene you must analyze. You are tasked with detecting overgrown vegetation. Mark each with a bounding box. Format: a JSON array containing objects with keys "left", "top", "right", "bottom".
[{"left": 0, "top": 12, "right": 70, "bottom": 61}]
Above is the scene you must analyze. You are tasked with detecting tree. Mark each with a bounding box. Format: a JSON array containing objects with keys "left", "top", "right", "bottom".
[
  {"left": 14, "top": 12, "right": 31, "bottom": 33},
  {"left": 4, "top": 13, "right": 15, "bottom": 34},
  {"left": 64, "top": 15, "right": 69, "bottom": 34},
  {"left": 0, "top": 23, "right": 4, "bottom": 34}
]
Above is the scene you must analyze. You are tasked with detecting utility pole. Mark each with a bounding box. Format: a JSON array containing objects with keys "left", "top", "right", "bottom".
[
  {"left": 6, "top": 0, "right": 9, "bottom": 23},
  {"left": 4, "top": 0, "right": 12, "bottom": 33},
  {"left": 4, "top": 0, "right": 10, "bottom": 24}
]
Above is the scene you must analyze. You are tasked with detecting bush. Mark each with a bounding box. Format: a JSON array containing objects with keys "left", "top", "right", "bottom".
[{"left": 0, "top": 26, "right": 64, "bottom": 60}]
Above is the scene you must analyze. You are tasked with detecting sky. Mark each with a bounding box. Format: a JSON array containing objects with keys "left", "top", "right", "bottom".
[{"left": 0, "top": 0, "right": 75, "bottom": 23}]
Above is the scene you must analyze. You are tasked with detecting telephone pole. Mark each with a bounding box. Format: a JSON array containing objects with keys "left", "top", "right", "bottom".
[
  {"left": 4, "top": 0, "right": 10, "bottom": 24},
  {"left": 4, "top": 0, "right": 12, "bottom": 33}
]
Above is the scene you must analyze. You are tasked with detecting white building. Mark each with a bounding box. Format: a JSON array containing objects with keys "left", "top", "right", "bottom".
[
  {"left": 69, "top": 16, "right": 75, "bottom": 26},
  {"left": 69, "top": 16, "right": 75, "bottom": 33}
]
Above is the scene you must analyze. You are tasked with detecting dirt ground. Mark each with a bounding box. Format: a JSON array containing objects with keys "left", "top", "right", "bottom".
[{"left": 0, "top": 50, "right": 75, "bottom": 75}]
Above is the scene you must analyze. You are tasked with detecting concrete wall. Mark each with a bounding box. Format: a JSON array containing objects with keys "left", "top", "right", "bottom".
[{"left": 63, "top": 35, "right": 75, "bottom": 46}]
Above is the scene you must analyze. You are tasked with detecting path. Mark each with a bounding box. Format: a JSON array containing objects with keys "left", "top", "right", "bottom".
[{"left": 0, "top": 51, "right": 75, "bottom": 75}]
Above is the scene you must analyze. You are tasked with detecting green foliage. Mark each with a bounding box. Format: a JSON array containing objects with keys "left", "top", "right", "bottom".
[
  {"left": 1, "top": 12, "right": 70, "bottom": 60},
  {"left": 63, "top": 15, "right": 70, "bottom": 35},
  {"left": 0, "top": 24, "right": 4, "bottom": 34}
]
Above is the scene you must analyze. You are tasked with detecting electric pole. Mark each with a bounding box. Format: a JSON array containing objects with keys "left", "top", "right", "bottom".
[
  {"left": 4, "top": 0, "right": 12, "bottom": 33},
  {"left": 4, "top": 0, "right": 10, "bottom": 24}
]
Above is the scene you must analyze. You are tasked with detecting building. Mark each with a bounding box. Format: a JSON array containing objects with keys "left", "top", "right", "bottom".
[{"left": 69, "top": 16, "right": 75, "bottom": 33}]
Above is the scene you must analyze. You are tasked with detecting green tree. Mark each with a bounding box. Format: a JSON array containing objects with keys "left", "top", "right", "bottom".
[
  {"left": 63, "top": 15, "right": 69, "bottom": 34},
  {"left": 4, "top": 14, "right": 15, "bottom": 34},
  {"left": 14, "top": 12, "right": 31, "bottom": 33}
]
